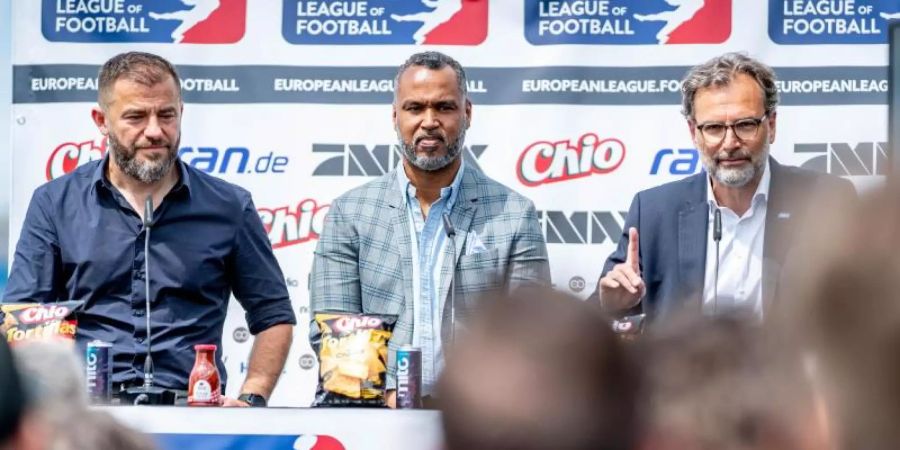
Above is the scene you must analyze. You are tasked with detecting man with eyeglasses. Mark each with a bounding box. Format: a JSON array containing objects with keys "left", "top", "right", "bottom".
[{"left": 590, "top": 53, "right": 855, "bottom": 323}]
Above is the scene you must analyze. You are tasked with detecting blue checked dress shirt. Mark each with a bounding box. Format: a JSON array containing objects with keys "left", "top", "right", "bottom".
[{"left": 396, "top": 161, "right": 465, "bottom": 395}]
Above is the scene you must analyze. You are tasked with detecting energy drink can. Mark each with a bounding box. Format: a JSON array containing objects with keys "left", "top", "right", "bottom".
[
  {"left": 396, "top": 345, "right": 422, "bottom": 409},
  {"left": 85, "top": 340, "right": 113, "bottom": 403}
]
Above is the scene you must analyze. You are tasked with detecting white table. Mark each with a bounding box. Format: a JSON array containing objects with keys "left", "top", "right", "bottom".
[{"left": 103, "top": 406, "right": 443, "bottom": 450}]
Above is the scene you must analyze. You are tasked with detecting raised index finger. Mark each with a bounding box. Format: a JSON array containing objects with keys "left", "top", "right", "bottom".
[{"left": 626, "top": 227, "right": 640, "bottom": 271}]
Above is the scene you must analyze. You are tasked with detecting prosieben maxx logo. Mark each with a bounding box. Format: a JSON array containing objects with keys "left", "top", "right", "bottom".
[
  {"left": 796, "top": 141, "right": 887, "bottom": 176},
  {"left": 537, "top": 210, "right": 628, "bottom": 245},
  {"left": 312, "top": 143, "right": 487, "bottom": 176}
]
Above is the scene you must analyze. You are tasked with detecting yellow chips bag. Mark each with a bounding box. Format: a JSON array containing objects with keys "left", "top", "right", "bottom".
[
  {"left": 312, "top": 312, "right": 396, "bottom": 407},
  {"left": 1, "top": 301, "right": 84, "bottom": 346}
]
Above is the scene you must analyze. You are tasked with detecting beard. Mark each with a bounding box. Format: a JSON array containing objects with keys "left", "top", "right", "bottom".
[
  {"left": 701, "top": 142, "right": 769, "bottom": 188},
  {"left": 397, "top": 119, "right": 467, "bottom": 172},
  {"left": 108, "top": 133, "right": 179, "bottom": 184}
]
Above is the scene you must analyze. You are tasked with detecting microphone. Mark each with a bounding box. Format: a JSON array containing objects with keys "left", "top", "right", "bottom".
[
  {"left": 712, "top": 208, "right": 722, "bottom": 315},
  {"left": 442, "top": 213, "right": 458, "bottom": 345},
  {"left": 142, "top": 196, "right": 154, "bottom": 390},
  {"left": 121, "top": 196, "right": 175, "bottom": 405}
]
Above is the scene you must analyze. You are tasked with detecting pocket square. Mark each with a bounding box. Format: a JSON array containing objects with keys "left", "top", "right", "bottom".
[{"left": 465, "top": 230, "right": 489, "bottom": 255}]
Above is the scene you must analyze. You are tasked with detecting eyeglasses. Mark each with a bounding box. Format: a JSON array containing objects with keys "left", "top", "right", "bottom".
[{"left": 695, "top": 114, "right": 768, "bottom": 145}]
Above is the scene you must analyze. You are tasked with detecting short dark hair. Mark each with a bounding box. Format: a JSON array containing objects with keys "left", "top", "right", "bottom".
[
  {"left": 439, "top": 288, "right": 638, "bottom": 450},
  {"left": 97, "top": 51, "right": 181, "bottom": 108},
  {"left": 394, "top": 51, "right": 468, "bottom": 101}
]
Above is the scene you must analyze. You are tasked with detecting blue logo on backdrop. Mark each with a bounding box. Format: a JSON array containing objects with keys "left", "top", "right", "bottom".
[
  {"left": 524, "top": 0, "right": 731, "bottom": 45},
  {"left": 281, "top": 0, "right": 488, "bottom": 45},
  {"left": 649, "top": 148, "right": 700, "bottom": 175},
  {"left": 769, "top": 0, "right": 893, "bottom": 44},
  {"left": 178, "top": 147, "right": 290, "bottom": 175},
  {"left": 42, "top": 0, "right": 246, "bottom": 43}
]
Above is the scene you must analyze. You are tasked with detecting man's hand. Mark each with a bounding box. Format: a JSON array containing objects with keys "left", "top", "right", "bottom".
[
  {"left": 237, "top": 324, "right": 293, "bottom": 401},
  {"left": 385, "top": 390, "right": 397, "bottom": 409},
  {"left": 598, "top": 227, "right": 645, "bottom": 311},
  {"left": 219, "top": 396, "right": 250, "bottom": 407}
]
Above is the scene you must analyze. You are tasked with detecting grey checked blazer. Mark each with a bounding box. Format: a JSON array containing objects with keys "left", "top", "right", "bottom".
[{"left": 310, "top": 164, "right": 551, "bottom": 388}]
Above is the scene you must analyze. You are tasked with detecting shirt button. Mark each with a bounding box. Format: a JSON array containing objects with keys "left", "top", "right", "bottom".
[{"left": 133, "top": 309, "right": 145, "bottom": 317}]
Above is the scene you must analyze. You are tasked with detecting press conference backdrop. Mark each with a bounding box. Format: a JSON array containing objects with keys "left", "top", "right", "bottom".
[{"left": 10, "top": 1, "right": 891, "bottom": 406}]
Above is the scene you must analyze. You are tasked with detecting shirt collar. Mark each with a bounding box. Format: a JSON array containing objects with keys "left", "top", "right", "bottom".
[
  {"left": 92, "top": 151, "right": 192, "bottom": 197},
  {"left": 706, "top": 159, "right": 770, "bottom": 211},
  {"left": 395, "top": 159, "right": 466, "bottom": 210}
]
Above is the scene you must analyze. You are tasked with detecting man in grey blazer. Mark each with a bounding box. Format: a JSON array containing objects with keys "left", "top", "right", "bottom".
[{"left": 310, "top": 51, "right": 551, "bottom": 406}]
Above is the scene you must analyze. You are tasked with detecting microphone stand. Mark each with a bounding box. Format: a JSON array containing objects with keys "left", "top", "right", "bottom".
[
  {"left": 122, "top": 196, "right": 176, "bottom": 405},
  {"left": 713, "top": 208, "right": 722, "bottom": 315}
]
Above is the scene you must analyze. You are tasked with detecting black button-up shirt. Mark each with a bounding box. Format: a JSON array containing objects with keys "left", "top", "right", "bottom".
[{"left": 3, "top": 155, "right": 296, "bottom": 390}]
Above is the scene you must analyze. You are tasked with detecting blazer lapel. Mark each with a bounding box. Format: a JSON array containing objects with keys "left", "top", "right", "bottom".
[
  {"left": 438, "top": 166, "right": 478, "bottom": 328},
  {"left": 386, "top": 171, "right": 416, "bottom": 318},
  {"left": 677, "top": 173, "right": 710, "bottom": 312},
  {"left": 762, "top": 158, "right": 793, "bottom": 313}
]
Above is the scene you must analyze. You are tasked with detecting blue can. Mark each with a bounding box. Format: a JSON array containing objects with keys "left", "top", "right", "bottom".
[
  {"left": 396, "top": 345, "right": 422, "bottom": 409},
  {"left": 85, "top": 340, "right": 112, "bottom": 403}
]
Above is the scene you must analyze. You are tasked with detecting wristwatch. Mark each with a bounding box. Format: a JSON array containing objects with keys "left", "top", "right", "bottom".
[{"left": 237, "top": 393, "right": 267, "bottom": 407}]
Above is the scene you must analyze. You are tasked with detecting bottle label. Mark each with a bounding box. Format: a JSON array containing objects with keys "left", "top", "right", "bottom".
[{"left": 191, "top": 379, "right": 214, "bottom": 403}]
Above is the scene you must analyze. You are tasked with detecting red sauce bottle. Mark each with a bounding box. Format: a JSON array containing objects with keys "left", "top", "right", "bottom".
[{"left": 188, "top": 344, "right": 220, "bottom": 406}]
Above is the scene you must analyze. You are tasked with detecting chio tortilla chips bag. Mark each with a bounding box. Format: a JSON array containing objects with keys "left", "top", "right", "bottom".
[
  {"left": 0, "top": 301, "right": 84, "bottom": 346},
  {"left": 312, "top": 312, "right": 396, "bottom": 407}
]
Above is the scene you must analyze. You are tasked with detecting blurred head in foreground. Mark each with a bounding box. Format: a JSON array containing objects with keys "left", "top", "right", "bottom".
[
  {"left": 13, "top": 340, "right": 88, "bottom": 423},
  {"left": 777, "top": 183, "right": 900, "bottom": 450},
  {"left": 0, "top": 338, "right": 45, "bottom": 450},
  {"left": 49, "top": 409, "right": 158, "bottom": 450},
  {"left": 637, "top": 312, "right": 831, "bottom": 450},
  {"left": 438, "top": 287, "right": 638, "bottom": 450}
]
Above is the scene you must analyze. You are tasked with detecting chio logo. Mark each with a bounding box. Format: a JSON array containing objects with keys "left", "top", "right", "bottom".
[
  {"left": 20, "top": 305, "right": 70, "bottom": 324},
  {"left": 258, "top": 199, "right": 330, "bottom": 249},
  {"left": 517, "top": 133, "right": 625, "bottom": 187},
  {"left": 334, "top": 316, "right": 382, "bottom": 333},
  {"left": 232, "top": 327, "right": 250, "bottom": 343},
  {"left": 46, "top": 138, "right": 107, "bottom": 180}
]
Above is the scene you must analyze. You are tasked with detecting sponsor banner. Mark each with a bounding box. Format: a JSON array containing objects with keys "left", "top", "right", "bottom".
[
  {"left": 281, "top": 0, "right": 488, "bottom": 45},
  {"left": 524, "top": 0, "right": 731, "bottom": 45},
  {"left": 769, "top": 0, "right": 894, "bottom": 44},
  {"left": 10, "top": 0, "right": 892, "bottom": 408},
  {"left": 42, "top": 0, "right": 246, "bottom": 43},
  {"left": 13, "top": 65, "right": 889, "bottom": 105}
]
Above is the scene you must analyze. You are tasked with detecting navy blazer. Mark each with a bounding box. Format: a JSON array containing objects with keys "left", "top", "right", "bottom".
[{"left": 589, "top": 158, "right": 855, "bottom": 322}]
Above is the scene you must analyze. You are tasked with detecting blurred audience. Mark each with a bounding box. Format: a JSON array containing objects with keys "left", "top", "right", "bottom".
[
  {"left": 8, "top": 339, "right": 157, "bottom": 450},
  {"left": 777, "top": 183, "right": 900, "bottom": 450},
  {"left": 13, "top": 340, "right": 88, "bottom": 425},
  {"left": 48, "top": 409, "right": 158, "bottom": 450},
  {"left": 637, "top": 313, "right": 831, "bottom": 450},
  {"left": 0, "top": 338, "right": 46, "bottom": 450},
  {"left": 438, "top": 287, "right": 639, "bottom": 450}
]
